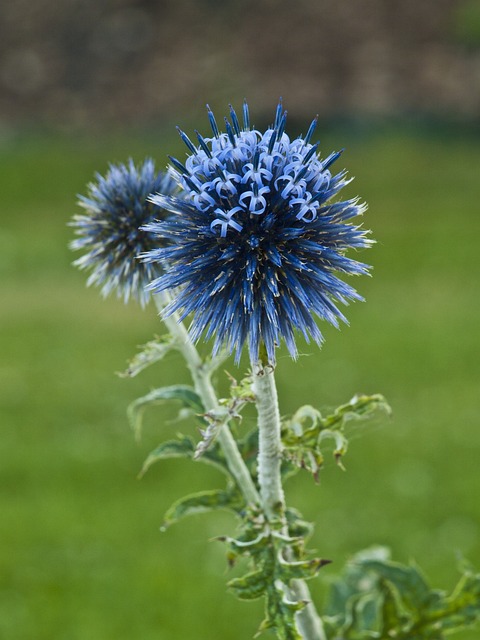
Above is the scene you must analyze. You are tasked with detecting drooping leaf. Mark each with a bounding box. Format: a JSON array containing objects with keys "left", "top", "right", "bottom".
[
  {"left": 119, "top": 334, "right": 177, "bottom": 378},
  {"left": 138, "top": 435, "right": 196, "bottom": 478},
  {"left": 127, "top": 384, "right": 205, "bottom": 440},
  {"left": 139, "top": 434, "right": 232, "bottom": 478},
  {"left": 162, "top": 488, "right": 244, "bottom": 529}
]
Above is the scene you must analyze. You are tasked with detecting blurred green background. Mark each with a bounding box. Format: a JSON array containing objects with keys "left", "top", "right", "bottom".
[{"left": 1, "top": 1, "right": 480, "bottom": 639}]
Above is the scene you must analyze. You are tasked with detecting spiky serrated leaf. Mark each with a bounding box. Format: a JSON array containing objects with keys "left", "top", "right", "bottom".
[
  {"left": 222, "top": 532, "right": 270, "bottom": 556},
  {"left": 195, "top": 406, "right": 231, "bottom": 459},
  {"left": 127, "top": 384, "right": 205, "bottom": 440},
  {"left": 324, "top": 393, "right": 392, "bottom": 429},
  {"left": 163, "top": 488, "right": 244, "bottom": 528},
  {"left": 195, "top": 372, "right": 255, "bottom": 459},
  {"left": 278, "top": 555, "right": 331, "bottom": 582},
  {"left": 285, "top": 508, "right": 314, "bottom": 540},
  {"left": 223, "top": 506, "right": 330, "bottom": 640},
  {"left": 119, "top": 334, "right": 177, "bottom": 378},
  {"left": 282, "top": 394, "right": 391, "bottom": 480},
  {"left": 229, "top": 570, "right": 268, "bottom": 600},
  {"left": 260, "top": 581, "right": 304, "bottom": 640}
]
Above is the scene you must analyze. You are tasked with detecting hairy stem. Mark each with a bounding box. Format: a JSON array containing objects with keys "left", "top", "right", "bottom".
[
  {"left": 250, "top": 350, "right": 326, "bottom": 640},
  {"left": 250, "top": 356, "right": 285, "bottom": 520},
  {"left": 154, "top": 292, "right": 259, "bottom": 507}
]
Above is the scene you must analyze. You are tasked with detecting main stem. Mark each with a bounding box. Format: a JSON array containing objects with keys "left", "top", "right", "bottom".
[
  {"left": 154, "top": 292, "right": 259, "bottom": 507},
  {"left": 250, "top": 350, "right": 326, "bottom": 640}
]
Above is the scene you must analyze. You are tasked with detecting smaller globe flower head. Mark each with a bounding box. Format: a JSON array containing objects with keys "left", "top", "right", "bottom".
[
  {"left": 142, "top": 101, "right": 373, "bottom": 363},
  {"left": 70, "top": 158, "right": 177, "bottom": 306}
]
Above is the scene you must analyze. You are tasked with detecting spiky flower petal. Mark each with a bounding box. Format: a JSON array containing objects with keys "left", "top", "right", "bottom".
[
  {"left": 71, "top": 158, "right": 176, "bottom": 306},
  {"left": 143, "top": 102, "right": 373, "bottom": 362}
]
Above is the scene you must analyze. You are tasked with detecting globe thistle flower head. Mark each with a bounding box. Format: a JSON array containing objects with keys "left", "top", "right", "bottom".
[
  {"left": 70, "top": 158, "right": 176, "bottom": 306},
  {"left": 143, "top": 101, "right": 373, "bottom": 363}
]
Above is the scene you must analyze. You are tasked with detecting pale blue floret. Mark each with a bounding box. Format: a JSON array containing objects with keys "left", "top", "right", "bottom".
[
  {"left": 70, "top": 159, "right": 176, "bottom": 306},
  {"left": 141, "top": 101, "right": 373, "bottom": 363}
]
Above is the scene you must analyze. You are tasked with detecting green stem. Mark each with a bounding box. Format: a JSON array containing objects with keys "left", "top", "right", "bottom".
[
  {"left": 154, "top": 292, "right": 259, "bottom": 507},
  {"left": 250, "top": 350, "right": 326, "bottom": 640}
]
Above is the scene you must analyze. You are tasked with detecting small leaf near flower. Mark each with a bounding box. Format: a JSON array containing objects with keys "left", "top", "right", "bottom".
[
  {"left": 194, "top": 372, "right": 255, "bottom": 459},
  {"left": 118, "top": 334, "right": 177, "bottom": 378},
  {"left": 127, "top": 385, "right": 205, "bottom": 441}
]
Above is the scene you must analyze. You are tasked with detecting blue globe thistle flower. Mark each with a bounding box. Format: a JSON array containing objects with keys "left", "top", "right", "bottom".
[
  {"left": 70, "top": 158, "right": 177, "bottom": 306},
  {"left": 142, "top": 101, "right": 373, "bottom": 363}
]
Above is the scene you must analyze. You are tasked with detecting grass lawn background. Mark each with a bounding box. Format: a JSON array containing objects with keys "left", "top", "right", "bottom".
[{"left": 1, "top": 121, "right": 479, "bottom": 639}]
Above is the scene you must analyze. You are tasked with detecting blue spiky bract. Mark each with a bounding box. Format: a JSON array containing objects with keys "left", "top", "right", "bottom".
[
  {"left": 71, "top": 158, "right": 177, "bottom": 306},
  {"left": 143, "top": 101, "right": 373, "bottom": 363}
]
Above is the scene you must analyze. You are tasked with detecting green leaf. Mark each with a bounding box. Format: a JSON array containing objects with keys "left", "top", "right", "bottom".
[
  {"left": 288, "top": 404, "right": 323, "bottom": 433},
  {"left": 195, "top": 406, "right": 231, "bottom": 459},
  {"left": 119, "top": 334, "right": 177, "bottom": 378},
  {"left": 359, "top": 558, "right": 432, "bottom": 612},
  {"left": 278, "top": 554, "right": 331, "bottom": 581},
  {"left": 127, "top": 384, "right": 205, "bottom": 440},
  {"left": 228, "top": 570, "right": 268, "bottom": 600},
  {"left": 138, "top": 435, "right": 196, "bottom": 478},
  {"left": 424, "top": 568, "right": 480, "bottom": 634},
  {"left": 195, "top": 372, "right": 255, "bottom": 459},
  {"left": 325, "top": 548, "right": 480, "bottom": 639},
  {"left": 261, "top": 581, "right": 304, "bottom": 640},
  {"left": 139, "top": 434, "right": 232, "bottom": 479},
  {"left": 222, "top": 532, "right": 270, "bottom": 557},
  {"left": 285, "top": 508, "right": 314, "bottom": 540},
  {"left": 222, "top": 507, "right": 329, "bottom": 640},
  {"left": 323, "top": 393, "right": 392, "bottom": 429},
  {"left": 282, "top": 394, "right": 391, "bottom": 480},
  {"left": 163, "top": 488, "right": 244, "bottom": 529},
  {"left": 380, "top": 579, "right": 407, "bottom": 634}
]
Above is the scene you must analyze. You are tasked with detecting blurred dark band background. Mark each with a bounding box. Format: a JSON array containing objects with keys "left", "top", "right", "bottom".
[{"left": 1, "top": 0, "right": 479, "bottom": 131}]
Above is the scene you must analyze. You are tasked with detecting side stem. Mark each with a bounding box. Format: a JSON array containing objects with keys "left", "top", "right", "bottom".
[
  {"left": 154, "top": 292, "right": 259, "bottom": 507},
  {"left": 250, "top": 352, "right": 326, "bottom": 640}
]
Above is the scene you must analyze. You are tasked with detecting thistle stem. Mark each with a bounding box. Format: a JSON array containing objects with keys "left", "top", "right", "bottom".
[
  {"left": 154, "top": 292, "right": 259, "bottom": 507},
  {"left": 250, "top": 356, "right": 285, "bottom": 520},
  {"left": 250, "top": 350, "right": 326, "bottom": 640}
]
